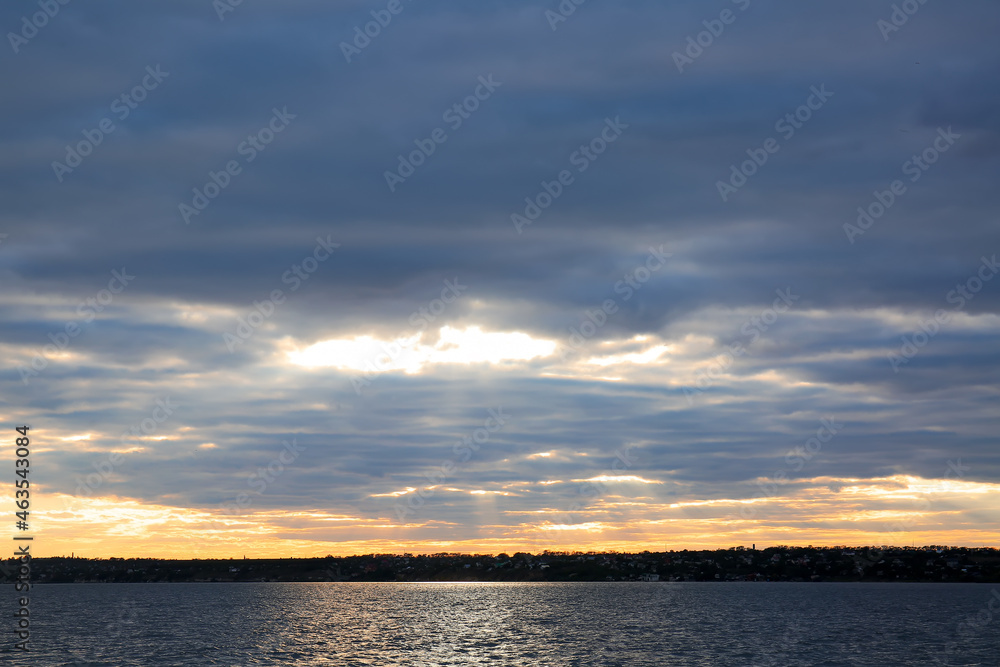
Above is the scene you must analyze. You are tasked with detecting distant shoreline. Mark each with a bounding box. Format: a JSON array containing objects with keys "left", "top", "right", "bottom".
[
  {"left": 26, "top": 580, "right": 1000, "bottom": 585},
  {"left": 10, "top": 546, "right": 999, "bottom": 585}
]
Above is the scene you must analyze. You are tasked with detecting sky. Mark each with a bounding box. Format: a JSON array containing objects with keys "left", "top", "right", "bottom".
[{"left": 1, "top": 0, "right": 999, "bottom": 558}]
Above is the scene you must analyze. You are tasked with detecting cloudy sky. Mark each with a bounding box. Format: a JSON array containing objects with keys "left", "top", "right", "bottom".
[{"left": 2, "top": 0, "right": 999, "bottom": 558}]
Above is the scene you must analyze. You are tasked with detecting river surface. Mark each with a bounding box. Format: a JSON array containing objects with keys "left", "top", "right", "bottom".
[{"left": 15, "top": 582, "right": 1000, "bottom": 665}]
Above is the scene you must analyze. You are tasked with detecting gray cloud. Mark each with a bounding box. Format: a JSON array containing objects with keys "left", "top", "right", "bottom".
[{"left": 1, "top": 0, "right": 998, "bottom": 551}]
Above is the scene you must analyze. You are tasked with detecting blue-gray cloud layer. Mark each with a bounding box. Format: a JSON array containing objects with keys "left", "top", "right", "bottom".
[{"left": 1, "top": 0, "right": 998, "bottom": 543}]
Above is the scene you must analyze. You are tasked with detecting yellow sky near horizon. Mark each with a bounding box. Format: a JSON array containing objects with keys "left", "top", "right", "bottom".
[{"left": 23, "top": 473, "right": 1000, "bottom": 559}]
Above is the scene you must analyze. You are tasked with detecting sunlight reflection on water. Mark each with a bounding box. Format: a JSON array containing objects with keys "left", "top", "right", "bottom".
[{"left": 25, "top": 582, "right": 1000, "bottom": 666}]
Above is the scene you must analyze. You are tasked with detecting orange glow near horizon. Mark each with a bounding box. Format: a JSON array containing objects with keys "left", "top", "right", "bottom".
[{"left": 24, "top": 473, "right": 1000, "bottom": 558}]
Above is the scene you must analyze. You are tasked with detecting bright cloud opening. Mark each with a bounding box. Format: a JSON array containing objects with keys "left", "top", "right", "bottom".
[{"left": 288, "top": 326, "right": 557, "bottom": 373}]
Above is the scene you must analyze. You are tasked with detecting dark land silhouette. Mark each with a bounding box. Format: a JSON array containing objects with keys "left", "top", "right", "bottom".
[{"left": 11, "top": 546, "right": 1000, "bottom": 583}]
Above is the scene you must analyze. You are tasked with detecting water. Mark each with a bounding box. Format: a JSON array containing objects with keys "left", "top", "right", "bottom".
[{"left": 15, "top": 582, "right": 1000, "bottom": 665}]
